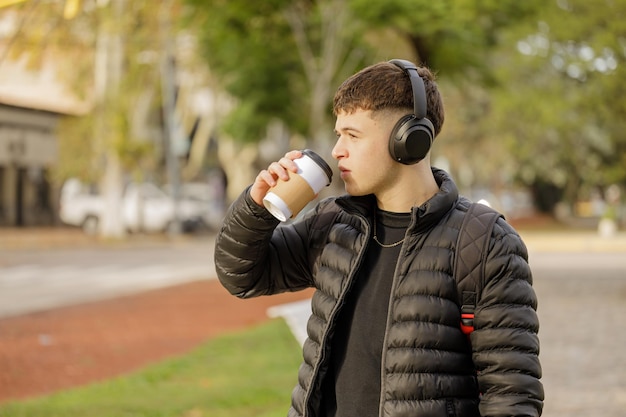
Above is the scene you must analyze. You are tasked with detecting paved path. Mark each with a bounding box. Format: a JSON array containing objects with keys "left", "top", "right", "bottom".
[
  {"left": 0, "top": 261, "right": 215, "bottom": 318},
  {"left": 531, "top": 253, "right": 626, "bottom": 417},
  {"left": 0, "top": 229, "right": 216, "bottom": 318}
]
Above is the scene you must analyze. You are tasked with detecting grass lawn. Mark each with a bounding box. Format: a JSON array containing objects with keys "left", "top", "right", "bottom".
[{"left": 0, "top": 319, "right": 302, "bottom": 417}]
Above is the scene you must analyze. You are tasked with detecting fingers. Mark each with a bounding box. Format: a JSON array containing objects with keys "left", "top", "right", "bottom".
[
  {"left": 269, "top": 150, "right": 303, "bottom": 183},
  {"left": 250, "top": 150, "right": 303, "bottom": 206},
  {"left": 284, "top": 149, "right": 303, "bottom": 161}
]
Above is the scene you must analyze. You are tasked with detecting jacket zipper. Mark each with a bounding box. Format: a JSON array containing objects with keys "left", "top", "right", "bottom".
[
  {"left": 302, "top": 214, "right": 370, "bottom": 417},
  {"left": 378, "top": 214, "right": 417, "bottom": 417}
]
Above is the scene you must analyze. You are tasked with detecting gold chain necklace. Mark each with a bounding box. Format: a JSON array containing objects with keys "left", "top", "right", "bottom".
[{"left": 372, "top": 219, "right": 405, "bottom": 248}]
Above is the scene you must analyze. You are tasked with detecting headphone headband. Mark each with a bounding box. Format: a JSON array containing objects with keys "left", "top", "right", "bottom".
[{"left": 388, "top": 59, "right": 428, "bottom": 120}]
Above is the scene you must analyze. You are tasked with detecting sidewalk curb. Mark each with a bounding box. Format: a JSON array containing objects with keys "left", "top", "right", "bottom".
[{"left": 519, "top": 230, "right": 626, "bottom": 253}]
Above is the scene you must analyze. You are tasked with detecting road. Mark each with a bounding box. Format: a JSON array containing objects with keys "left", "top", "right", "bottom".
[
  {"left": 527, "top": 250, "right": 626, "bottom": 417},
  {"left": 0, "top": 237, "right": 216, "bottom": 318}
]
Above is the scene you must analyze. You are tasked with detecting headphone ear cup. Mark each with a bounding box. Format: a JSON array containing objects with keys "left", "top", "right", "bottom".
[{"left": 389, "top": 115, "right": 435, "bottom": 165}]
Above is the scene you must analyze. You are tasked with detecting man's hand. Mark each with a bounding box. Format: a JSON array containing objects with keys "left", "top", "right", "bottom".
[{"left": 250, "top": 150, "right": 303, "bottom": 206}]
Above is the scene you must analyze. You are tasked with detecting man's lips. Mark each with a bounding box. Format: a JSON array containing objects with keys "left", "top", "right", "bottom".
[{"left": 339, "top": 166, "right": 350, "bottom": 178}]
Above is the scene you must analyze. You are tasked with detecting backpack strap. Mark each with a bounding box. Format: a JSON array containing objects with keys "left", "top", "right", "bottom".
[{"left": 454, "top": 202, "right": 503, "bottom": 335}]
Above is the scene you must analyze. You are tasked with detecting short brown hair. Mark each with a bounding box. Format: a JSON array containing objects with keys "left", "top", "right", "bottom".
[{"left": 332, "top": 61, "right": 444, "bottom": 137}]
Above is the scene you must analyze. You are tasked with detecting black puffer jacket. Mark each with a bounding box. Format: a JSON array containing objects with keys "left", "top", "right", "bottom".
[{"left": 214, "top": 169, "right": 543, "bottom": 417}]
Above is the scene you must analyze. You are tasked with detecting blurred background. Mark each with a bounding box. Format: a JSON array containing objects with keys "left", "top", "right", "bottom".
[
  {"left": 1, "top": 1, "right": 626, "bottom": 416},
  {"left": 0, "top": 0, "right": 624, "bottom": 236}
]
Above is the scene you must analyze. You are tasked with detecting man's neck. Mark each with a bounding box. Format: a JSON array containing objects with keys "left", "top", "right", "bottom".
[{"left": 376, "top": 165, "right": 439, "bottom": 213}]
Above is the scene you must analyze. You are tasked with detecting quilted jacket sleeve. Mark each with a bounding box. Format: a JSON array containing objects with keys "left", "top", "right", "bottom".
[
  {"left": 472, "top": 218, "right": 544, "bottom": 417},
  {"left": 214, "top": 187, "right": 317, "bottom": 298}
]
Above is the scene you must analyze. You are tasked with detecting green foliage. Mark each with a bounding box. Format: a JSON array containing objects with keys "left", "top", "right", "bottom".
[
  {"left": 4, "top": 1, "right": 97, "bottom": 98},
  {"left": 487, "top": 0, "right": 626, "bottom": 206},
  {"left": 0, "top": 319, "right": 302, "bottom": 417},
  {"left": 185, "top": 0, "right": 373, "bottom": 144},
  {"left": 186, "top": 0, "right": 544, "bottom": 152},
  {"left": 41, "top": 1, "right": 168, "bottom": 183},
  {"left": 54, "top": 114, "right": 101, "bottom": 184},
  {"left": 184, "top": 0, "right": 303, "bottom": 142},
  {"left": 348, "top": 0, "right": 543, "bottom": 81},
  {"left": 54, "top": 90, "right": 157, "bottom": 184}
]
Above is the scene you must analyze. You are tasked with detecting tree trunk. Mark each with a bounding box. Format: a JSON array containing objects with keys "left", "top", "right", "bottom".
[
  {"left": 98, "top": 0, "right": 126, "bottom": 238},
  {"left": 100, "top": 150, "right": 126, "bottom": 237},
  {"left": 217, "top": 138, "right": 258, "bottom": 204}
]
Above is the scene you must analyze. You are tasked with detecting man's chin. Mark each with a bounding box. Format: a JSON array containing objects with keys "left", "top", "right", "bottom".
[{"left": 344, "top": 184, "right": 367, "bottom": 197}]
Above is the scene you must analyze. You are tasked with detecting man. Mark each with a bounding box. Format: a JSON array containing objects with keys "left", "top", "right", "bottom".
[{"left": 214, "top": 59, "right": 543, "bottom": 417}]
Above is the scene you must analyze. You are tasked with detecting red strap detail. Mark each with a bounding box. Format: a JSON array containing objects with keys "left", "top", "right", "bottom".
[{"left": 460, "top": 313, "right": 475, "bottom": 335}]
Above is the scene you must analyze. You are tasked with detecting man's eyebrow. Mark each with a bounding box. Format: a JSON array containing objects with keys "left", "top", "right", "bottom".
[{"left": 335, "top": 126, "right": 362, "bottom": 134}]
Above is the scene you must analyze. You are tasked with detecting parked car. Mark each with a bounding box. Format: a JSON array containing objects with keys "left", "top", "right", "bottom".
[
  {"left": 59, "top": 178, "right": 210, "bottom": 234},
  {"left": 163, "top": 181, "right": 225, "bottom": 230}
]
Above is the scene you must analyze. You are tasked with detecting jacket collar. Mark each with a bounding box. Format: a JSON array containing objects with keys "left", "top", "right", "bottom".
[{"left": 335, "top": 168, "right": 459, "bottom": 233}]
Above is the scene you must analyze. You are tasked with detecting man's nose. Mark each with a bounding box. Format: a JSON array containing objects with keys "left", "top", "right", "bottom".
[{"left": 331, "top": 138, "right": 345, "bottom": 159}]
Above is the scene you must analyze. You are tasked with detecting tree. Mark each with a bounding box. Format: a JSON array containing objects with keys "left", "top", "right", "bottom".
[
  {"left": 347, "top": 0, "right": 549, "bottom": 204},
  {"left": 487, "top": 0, "right": 626, "bottom": 212},
  {"left": 185, "top": 0, "right": 371, "bottom": 199},
  {"left": 2, "top": 0, "right": 191, "bottom": 237},
  {"left": 187, "top": 0, "right": 546, "bottom": 201},
  {"left": 350, "top": 0, "right": 543, "bottom": 81},
  {"left": 187, "top": 0, "right": 373, "bottom": 143}
]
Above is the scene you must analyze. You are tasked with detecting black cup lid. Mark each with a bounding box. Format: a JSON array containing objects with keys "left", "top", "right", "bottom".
[{"left": 302, "top": 149, "right": 333, "bottom": 184}]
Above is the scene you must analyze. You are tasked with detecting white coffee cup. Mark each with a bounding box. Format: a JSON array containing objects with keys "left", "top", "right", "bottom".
[{"left": 263, "top": 149, "right": 333, "bottom": 221}]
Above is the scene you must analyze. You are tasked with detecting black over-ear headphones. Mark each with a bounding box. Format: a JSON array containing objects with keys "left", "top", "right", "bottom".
[{"left": 388, "top": 59, "right": 435, "bottom": 165}]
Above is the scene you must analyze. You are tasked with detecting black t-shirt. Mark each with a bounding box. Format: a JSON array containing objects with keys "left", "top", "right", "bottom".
[{"left": 320, "top": 209, "right": 411, "bottom": 417}]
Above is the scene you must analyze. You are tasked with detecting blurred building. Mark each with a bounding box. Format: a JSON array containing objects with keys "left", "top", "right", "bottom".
[{"left": 0, "top": 52, "right": 88, "bottom": 227}]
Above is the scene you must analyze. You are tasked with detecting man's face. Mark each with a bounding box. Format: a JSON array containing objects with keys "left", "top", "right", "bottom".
[{"left": 332, "top": 109, "right": 400, "bottom": 197}]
